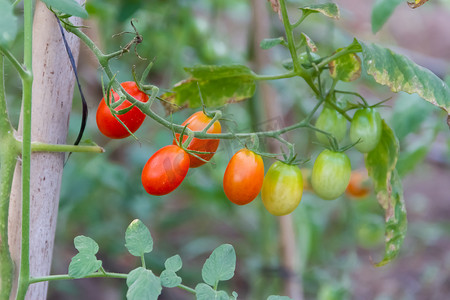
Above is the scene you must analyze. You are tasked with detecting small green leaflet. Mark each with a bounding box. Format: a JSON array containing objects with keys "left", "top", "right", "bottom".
[
  {"left": 126, "top": 267, "right": 162, "bottom": 300},
  {"left": 125, "top": 219, "right": 153, "bottom": 257},
  {"left": 201, "top": 244, "right": 236, "bottom": 287},
  {"left": 260, "top": 37, "right": 285, "bottom": 50},
  {"left": 371, "top": 0, "right": 403, "bottom": 33},
  {"left": 164, "top": 254, "right": 182, "bottom": 272},
  {"left": 299, "top": 3, "right": 340, "bottom": 19},
  {"left": 195, "top": 283, "right": 230, "bottom": 300},
  {"left": 359, "top": 41, "right": 450, "bottom": 114},
  {"left": 41, "top": 0, "right": 88, "bottom": 19},
  {"left": 68, "top": 236, "right": 102, "bottom": 278},
  {"left": 329, "top": 48, "right": 361, "bottom": 82},
  {"left": 0, "top": 0, "right": 18, "bottom": 46},
  {"left": 160, "top": 255, "right": 183, "bottom": 288},
  {"left": 161, "top": 65, "right": 256, "bottom": 110},
  {"left": 365, "top": 121, "right": 407, "bottom": 266}
]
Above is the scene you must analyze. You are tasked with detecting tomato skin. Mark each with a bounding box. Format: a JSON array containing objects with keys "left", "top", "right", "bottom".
[
  {"left": 174, "top": 111, "right": 221, "bottom": 168},
  {"left": 141, "top": 145, "right": 190, "bottom": 196},
  {"left": 315, "top": 107, "right": 347, "bottom": 145},
  {"left": 350, "top": 108, "right": 382, "bottom": 153},
  {"left": 96, "top": 81, "right": 149, "bottom": 139},
  {"left": 345, "top": 169, "right": 371, "bottom": 199},
  {"left": 261, "top": 161, "right": 303, "bottom": 216},
  {"left": 311, "top": 150, "right": 351, "bottom": 200},
  {"left": 223, "top": 149, "right": 264, "bottom": 205}
]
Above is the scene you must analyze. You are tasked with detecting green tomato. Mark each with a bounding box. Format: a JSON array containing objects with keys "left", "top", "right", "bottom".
[
  {"left": 311, "top": 150, "right": 351, "bottom": 200},
  {"left": 350, "top": 108, "right": 382, "bottom": 153},
  {"left": 315, "top": 107, "right": 347, "bottom": 146},
  {"left": 261, "top": 161, "right": 303, "bottom": 216}
]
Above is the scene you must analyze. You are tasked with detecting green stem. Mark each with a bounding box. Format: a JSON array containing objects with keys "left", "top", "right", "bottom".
[
  {"left": 0, "top": 46, "right": 31, "bottom": 81},
  {"left": 279, "top": 0, "right": 303, "bottom": 75},
  {"left": 29, "top": 272, "right": 129, "bottom": 284},
  {"left": 30, "top": 142, "right": 104, "bottom": 153},
  {"left": 140, "top": 255, "right": 146, "bottom": 269},
  {"left": 0, "top": 55, "right": 17, "bottom": 300},
  {"left": 253, "top": 71, "right": 297, "bottom": 81},
  {"left": 177, "top": 284, "right": 196, "bottom": 294},
  {"left": 316, "top": 47, "right": 360, "bottom": 69},
  {"left": 16, "top": 0, "right": 33, "bottom": 299}
]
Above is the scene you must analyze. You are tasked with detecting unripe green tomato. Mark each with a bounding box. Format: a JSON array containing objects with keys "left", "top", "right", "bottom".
[
  {"left": 261, "top": 161, "right": 303, "bottom": 216},
  {"left": 311, "top": 150, "right": 351, "bottom": 200},
  {"left": 315, "top": 107, "right": 347, "bottom": 145},
  {"left": 350, "top": 108, "right": 382, "bottom": 153}
]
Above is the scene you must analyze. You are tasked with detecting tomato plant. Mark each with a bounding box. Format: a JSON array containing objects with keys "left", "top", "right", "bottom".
[
  {"left": 261, "top": 161, "right": 303, "bottom": 216},
  {"left": 311, "top": 150, "right": 351, "bottom": 200},
  {"left": 346, "top": 169, "right": 371, "bottom": 199},
  {"left": 315, "top": 106, "right": 347, "bottom": 145},
  {"left": 141, "top": 145, "right": 190, "bottom": 196},
  {"left": 174, "top": 111, "right": 221, "bottom": 168},
  {"left": 349, "top": 108, "right": 382, "bottom": 153},
  {"left": 96, "top": 81, "right": 149, "bottom": 139},
  {"left": 223, "top": 149, "right": 264, "bottom": 205}
]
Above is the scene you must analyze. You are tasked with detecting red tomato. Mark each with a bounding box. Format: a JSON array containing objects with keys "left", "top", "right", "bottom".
[
  {"left": 174, "top": 111, "right": 221, "bottom": 168},
  {"left": 345, "top": 169, "right": 371, "bottom": 199},
  {"left": 96, "top": 81, "right": 149, "bottom": 139},
  {"left": 141, "top": 145, "right": 190, "bottom": 196},
  {"left": 223, "top": 149, "right": 264, "bottom": 205}
]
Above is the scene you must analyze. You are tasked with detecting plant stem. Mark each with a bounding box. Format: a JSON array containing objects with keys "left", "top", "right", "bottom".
[
  {"left": 253, "top": 71, "right": 297, "bottom": 81},
  {"left": 28, "top": 272, "right": 129, "bottom": 284},
  {"left": 0, "top": 55, "right": 18, "bottom": 300},
  {"left": 30, "top": 142, "right": 104, "bottom": 153},
  {"left": 316, "top": 47, "right": 360, "bottom": 69},
  {"left": 177, "top": 284, "right": 196, "bottom": 294},
  {"left": 279, "top": 0, "right": 303, "bottom": 75},
  {"left": 15, "top": 0, "right": 33, "bottom": 299},
  {"left": 0, "top": 46, "right": 30, "bottom": 81}
]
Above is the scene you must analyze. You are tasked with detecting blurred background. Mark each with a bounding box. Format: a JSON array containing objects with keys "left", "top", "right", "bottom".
[{"left": 6, "top": 0, "right": 450, "bottom": 299}]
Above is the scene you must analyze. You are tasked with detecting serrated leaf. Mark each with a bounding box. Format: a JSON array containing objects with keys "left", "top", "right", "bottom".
[
  {"left": 195, "top": 283, "right": 230, "bottom": 300},
  {"left": 371, "top": 0, "right": 403, "bottom": 33},
  {"left": 125, "top": 219, "right": 153, "bottom": 257},
  {"left": 365, "top": 121, "right": 407, "bottom": 266},
  {"left": 126, "top": 267, "right": 162, "bottom": 300},
  {"left": 267, "top": 296, "right": 293, "bottom": 300},
  {"left": 360, "top": 41, "right": 450, "bottom": 114},
  {"left": 201, "top": 244, "right": 236, "bottom": 287},
  {"left": 161, "top": 65, "right": 256, "bottom": 110},
  {"left": 260, "top": 37, "right": 285, "bottom": 50},
  {"left": 299, "top": 3, "right": 340, "bottom": 19},
  {"left": 160, "top": 270, "right": 182, "bottom": 288},
  {"left": 41, "top": 0, "right": 89, "bottom": 19},
  {"left": 329, "top": 48, "right": 361, "bottom": 82},
  {"left": 164, "top": 254, "right": 182, "bottom": 272},
  {"left": 0, "top": 0, "right": 18, "bottom": 46},
  {"left": 74, "top": 235, "right": 99, "bottom": 254},
  {"left": 68, "top": 253, "right": 102, "bottom": 278}
]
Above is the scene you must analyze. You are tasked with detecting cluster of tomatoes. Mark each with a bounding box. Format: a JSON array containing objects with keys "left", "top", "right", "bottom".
[{"left": 96, "top": 82, "right": 378, "bottom": 216}]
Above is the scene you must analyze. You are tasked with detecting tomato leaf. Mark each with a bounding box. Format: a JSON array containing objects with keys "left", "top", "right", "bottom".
[
  {"left": 195, "top": 283, "right": 230, "bottom": 300},
  {"left": 125, "top": 219, "right": 153, "bottom": 257},
  {"left": 164, "top": 254, "right": 182, "bottom": 272},
  {"left": 0, "top": 0, "right": 18, "bottom": 46},
  {"left": 41, "top": 0, "right": 89, "bottom": 19},
  {"left": 126, "top": 267, "right": 162, "bottom": 300},
  {"left": 365, "top": 121, "right": 407, "bottom": 266},
  {"left": 160, "top": 65, "right": 256, "bottom": 110},
  {"left": 267, "top": 296, "right": 293, "bottom": 300},
  {"left": 68, "top": 236, "right": 102, "bottom": 278},
  {"left": 329, "top": 48, "right": 361, "bottom": 82},
  {"left": 300, "top": 33, "right": 317, "bottom": 52},
  {"left": 260, "top": 37, "right": 285, "bottom": 50},
  {"left": 299, "top": 3, "right": 340, "bottom": 19},
  {"left": 201, "top": 244, "right": 236, "bottom": 287},
  {"left": 359, "top": 41, "right": 450, "bottom": 114},
  {"left": 371, "top": 0, "right": 403, "bottom": 33},
  {"left": 160, "top": 270, "right": 182, "bottom": 288}
]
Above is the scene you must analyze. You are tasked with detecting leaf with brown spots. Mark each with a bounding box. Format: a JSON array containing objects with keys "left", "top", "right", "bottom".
[{"left": 267, "top": 0, "right": 282, "bottom": 20}]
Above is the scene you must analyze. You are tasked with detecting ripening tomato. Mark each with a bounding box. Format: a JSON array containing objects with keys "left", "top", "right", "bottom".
[
  {"left": 174, "top": 111, "right": 221, "bottom": 168},
  {"left": 141, "top": 145, "right": 190, "bottom": 196},
  {"left": 315, "top": 106, "right": 347, "bottom": 145},
  {"left": 345, "top": 169, "right": 371, "bottom": 199},
  {"left": 223, "top": 149, "right": 264, "bottom": 205},
  {"left": 350, "top": 108, "right": 382, "bottom": 153},
  {"left": 96, "top": 81, "right": 149, "bottom": 139},
  {"left": 311, "top": 149, "right": 351, "bottom": 200},
  {"left": 261, "top": 161, "right": 303, "bottom": 216}
]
